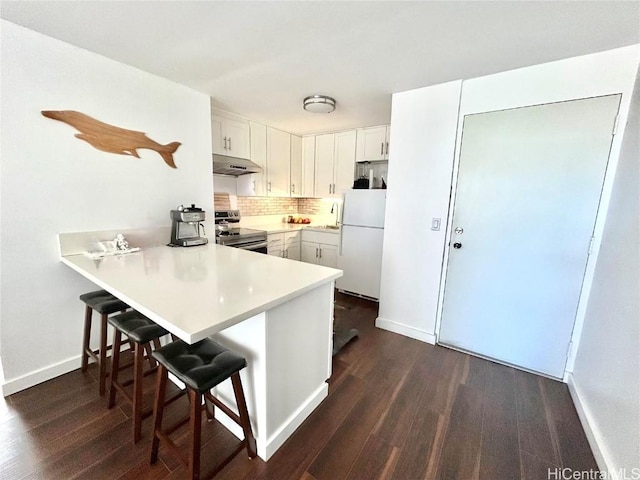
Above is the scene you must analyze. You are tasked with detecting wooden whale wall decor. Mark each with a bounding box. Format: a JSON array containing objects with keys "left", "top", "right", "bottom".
[{"left": 41, "top": 110, "right": 181, "bottom": 168}]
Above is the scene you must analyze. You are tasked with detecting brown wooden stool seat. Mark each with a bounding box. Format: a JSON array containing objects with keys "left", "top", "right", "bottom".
[
  {"left": 79, "top": 289, "right": 129, "bottom": 396},
  {"left": 149, "top": 338, "right": 257, "bottom": 480},
  {"left": 107, "top": 310, "right": 170, "bottom": 443}
]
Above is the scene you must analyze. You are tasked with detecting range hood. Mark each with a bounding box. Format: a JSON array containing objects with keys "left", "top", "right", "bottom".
[{"left": 212, "top": 154, "right": 262, "bottom": 176}]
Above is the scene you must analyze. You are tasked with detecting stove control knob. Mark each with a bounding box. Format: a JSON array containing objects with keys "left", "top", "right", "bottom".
[{"left": 453, "top": 242, "right": 462, "bottom": 249}]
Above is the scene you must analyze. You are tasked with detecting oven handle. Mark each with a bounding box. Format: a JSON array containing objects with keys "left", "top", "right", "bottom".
[{"left": 236, "top": 241, "right": 269, "bottom": 251}]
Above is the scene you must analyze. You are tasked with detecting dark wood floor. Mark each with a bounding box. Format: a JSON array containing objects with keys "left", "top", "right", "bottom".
[{"left": 1, "top": 293, "right": 597, "bottom": 480}]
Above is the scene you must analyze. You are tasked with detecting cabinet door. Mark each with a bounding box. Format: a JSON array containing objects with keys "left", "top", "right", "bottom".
[
  {"left": 224, "top": 118, "right": 251, "bottom": 160},
  {"left": 302, "top": 136, "right": 316, "bottom": 197},
  {"left": 301, "top": 241, "right": 319, "bottom": 264},
  {"left": 211, "top": 117, "right": 226, "bottom": 155},
  {"left": 314, "top": 134, "right": 335, "bottom": 198},
  {"left": 384, "top": 125, "right": 390, "bottom": 160},
  {"left": 238, "top": 122, "right": 267, "bottom": 196},
  {"left": 285, "top": 242, "right": 301, "bottom": 261},
  {"left": 355, "top": 126, "right": 387, "bottom": 161},
  {"left": 334, "top": 130, "right": 357, "bottom": 195},
  {"left": 319, "top": 244, "right": 338, "bottom": 268},
  {"left": 266, "top": 127, "right": 291, "bottom": 197},
  {"left": 290, "top": 135, "right": 303, "bottom": 197}
]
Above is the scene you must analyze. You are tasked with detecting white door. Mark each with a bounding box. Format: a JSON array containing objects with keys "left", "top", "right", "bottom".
[
  {"left": 301, "top": 242, "right": 319, "bottom": 264},
  {"left": 318, "top": 244, "right": 338, "bottom": 269},
  {"left": 439, "top": 95, "right": 621, "bottom": 379},
  {"left": 290, "top": 135, "right": 303, "bottom": 197}
]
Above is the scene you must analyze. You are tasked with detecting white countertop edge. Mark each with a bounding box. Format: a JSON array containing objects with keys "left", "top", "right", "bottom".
[{"left": 60, "top": 254, "right": 342, "bottom": 344}]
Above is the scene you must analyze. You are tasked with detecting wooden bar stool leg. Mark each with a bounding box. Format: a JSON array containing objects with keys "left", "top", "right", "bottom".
[
  {"left": 81, "top": 306, "right": 92, "bottom": 372},
  {"left": 98, "top": 313, "right": 109, "bottom": 396},
  {"left": 133, "top": 342, "right": 145, "bottom": 443},
  {"left": 144, "top": 342, "right": 157, "bottom": 368},
  {"left": 231, "top": 373, "right": 257, "bottom": 458},
  {"left": 188, "top": 389, "right": 202, "bottom": 480},
  {"left": 150, "top": 365, "right": 168, "bottom": 465},
  {"left": 107, "top": 329, "right": 123, "bottom": 409}
]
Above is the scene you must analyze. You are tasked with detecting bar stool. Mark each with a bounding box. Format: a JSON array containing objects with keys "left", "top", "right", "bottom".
[
  {"left": 79, "top": 290, "right": 129, "bottom": 396},
  {"left": 149, "top": 339, "right": 257, "bottom": 480},
  {"left": 107, "top": 310, "right": 170, "bottom": 443}
]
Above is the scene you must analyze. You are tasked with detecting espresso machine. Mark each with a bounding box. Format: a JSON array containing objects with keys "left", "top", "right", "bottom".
[{"left": 169, "top": 204, "right": 208, "bottom": 247}]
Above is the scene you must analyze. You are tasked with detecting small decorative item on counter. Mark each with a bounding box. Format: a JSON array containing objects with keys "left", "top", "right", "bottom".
[{"left": 84, "top": 234, "right": 140, "bottom": 259}]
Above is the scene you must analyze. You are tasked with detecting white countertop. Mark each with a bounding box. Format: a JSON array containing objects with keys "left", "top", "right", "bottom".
[{"left": 61, "top": 243, "right": 342, "bottom": 343}]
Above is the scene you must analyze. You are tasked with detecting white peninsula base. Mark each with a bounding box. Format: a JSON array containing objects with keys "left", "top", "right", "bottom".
[{"left": 212, "top": 282, "right": 334, "bottom": 460}]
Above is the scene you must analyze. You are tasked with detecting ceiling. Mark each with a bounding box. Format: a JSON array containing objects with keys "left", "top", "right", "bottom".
[{"left": 1, "top": 1, "right": 638, "bottom": 135}]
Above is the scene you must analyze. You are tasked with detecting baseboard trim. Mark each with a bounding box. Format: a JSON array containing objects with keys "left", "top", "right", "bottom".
[
  {"left": 1, "top": 355, "right": 80, "bottom": 397},
  {"left": 566, "top": 373, "right": 613, "bottom": 476},
  {"left": 215, "top": 382, "right": 328, "bottom": 461},
  {"left": 375, "top": 317, "right": 436, "bottom": 345}
]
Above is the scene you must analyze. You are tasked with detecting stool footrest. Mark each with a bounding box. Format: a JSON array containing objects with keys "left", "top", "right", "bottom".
[{"left": 205, "top": 392, "right": 241, "bottom": 425}]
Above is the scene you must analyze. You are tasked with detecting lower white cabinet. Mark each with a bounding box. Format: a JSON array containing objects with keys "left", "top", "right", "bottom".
[
  {"left": 268, "top": 231, "right": 301, "bottom": 260},
  {"left": 300, "top": 230, "right": 339, "bottom": 268}
]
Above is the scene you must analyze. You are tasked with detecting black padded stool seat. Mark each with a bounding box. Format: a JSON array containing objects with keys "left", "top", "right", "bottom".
[
  {"left": 108, "top": 310, "right": 169, "bottom": 344},
  {"left": 152, "top": 339, "right": 246, "bottom": 393},
  {"left": 150, "top": 339, "right": 256, "bottom": 480},
  {"left": 107, "top": 311, "right": 169, "bottom": 443},
  {"left": 79, "top": 289, "right": 130, "bottom": 396}
]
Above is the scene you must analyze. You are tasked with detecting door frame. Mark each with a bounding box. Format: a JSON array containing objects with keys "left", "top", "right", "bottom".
[{"left": 433, "top": 80, "right": 634, "bottom": 382}]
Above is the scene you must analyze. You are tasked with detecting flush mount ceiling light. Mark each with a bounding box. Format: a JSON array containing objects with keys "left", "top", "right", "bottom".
[{"left": 303, "top": 95, "right": 336, "bottom": 114}]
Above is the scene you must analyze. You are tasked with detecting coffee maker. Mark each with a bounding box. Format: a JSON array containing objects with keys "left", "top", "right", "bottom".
[{"left": 169, "top": 204, "right": 208, "bottom": 247}]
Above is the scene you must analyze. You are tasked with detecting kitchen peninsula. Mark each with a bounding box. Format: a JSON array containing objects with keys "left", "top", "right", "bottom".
[{"left": 59, "top": 232, "right": 342, "bottom": 460}]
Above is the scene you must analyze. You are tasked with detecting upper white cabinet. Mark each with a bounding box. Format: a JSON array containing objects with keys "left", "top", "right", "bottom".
[
  {"left": 302, "top": 136, "right": 316, "bottom": 197},
  {"left": 237, "top": 122, "right": 267, "bottom": 196},
  {"left": 266, "top": 127, "right": 291, "bottom": 197},
  {"left": 334, "top": 130, "right": 357, "bottom": 194},
  {"left": 313, "top": 130, "right": 357, "bottom": 197},
  {"left": 212, "top": 113, "right": 251, "bottom": 160},
  {"left": 290, "top": 135, "right": 303, "bottom": 197},
  {"left": 314, "top": 134, "right": 335, "bottom": 197},
  {"left": 355, "top": 125, "right": 390, "bottom": 161}
]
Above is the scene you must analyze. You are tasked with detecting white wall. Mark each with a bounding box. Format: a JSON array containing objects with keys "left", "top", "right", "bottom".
[
  {"left": 0, "top": 21, "right": 213, "bottom": 395},
  {"left": 569, "top": 68, "right": 639, "bottom": 477},
  {"left": 376, "top": 80, "right": 462, "bottom": 342}
]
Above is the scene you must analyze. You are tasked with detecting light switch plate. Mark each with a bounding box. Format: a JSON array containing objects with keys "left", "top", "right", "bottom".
[{"left": 431, "top": 218, "right": 441, "bottom": 231}]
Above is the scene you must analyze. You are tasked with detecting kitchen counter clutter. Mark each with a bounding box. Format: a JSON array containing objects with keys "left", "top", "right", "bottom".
[{"left": 59, "top": 230, "right": 342, "bottom": 460}]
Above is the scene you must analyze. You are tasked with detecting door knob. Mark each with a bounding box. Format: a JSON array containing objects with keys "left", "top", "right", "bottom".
[{"left": 453, "top": 242, "right": 462, "bottom": 249}]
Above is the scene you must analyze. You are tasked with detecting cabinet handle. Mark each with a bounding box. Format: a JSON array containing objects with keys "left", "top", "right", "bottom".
[
  {"left": 319, "top": 248, "right": 322, "bottom": 259},
  {"left": 223, "top": 137, "right": 228, "bottom": 150},
  {"left": 291, "top": 184, "right": 295, "bottom": 193},
  {"left": 333, "top": 183, "right": 336, "bottom": 194},
  {"left": 282, "top": 250, "right": 285, "bottom": 258},
  {"left": 268, "top": 182, "right": 272, "bottom": 192},
  {"left": 328, "top": 183, "right": 332, "bottom": 195},
  {"left": 228, "top": 137, "right": 232, "bottom": 151},
  {"left": 380, "top": 142, "right": 384, "bottom": 155},
  {"left": 315, "top": 247, "right": 319, "bottom": 258},
  {"left": 385, "top": 142, "right": 389, "bottom": 156}
]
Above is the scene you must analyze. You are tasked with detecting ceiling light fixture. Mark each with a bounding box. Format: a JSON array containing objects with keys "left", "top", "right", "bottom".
[{"left": 303, "top": 95, "right": 336, "bottom": 114}]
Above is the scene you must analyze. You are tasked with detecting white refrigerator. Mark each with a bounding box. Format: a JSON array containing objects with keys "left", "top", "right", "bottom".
[{"left": 337, "top": 190, "right": 386, "bottom": 299}]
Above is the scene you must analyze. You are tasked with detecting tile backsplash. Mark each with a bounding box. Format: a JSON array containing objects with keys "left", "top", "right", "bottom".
[{"left": 214, "top": 195, "right": 330, "bottom": 217}]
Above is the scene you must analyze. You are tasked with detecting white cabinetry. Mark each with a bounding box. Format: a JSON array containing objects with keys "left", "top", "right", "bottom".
[
  {"left": 266, "top": 127, "right": 291, "bottom": 197},
  {"left": 268, "top": 231, "right": 301, "bottom": 260},
  {"left": 290, "top": 135, "right": 302, "bottom": 197},
  {"left": 313, "top": 130, "right": 356, "bottom": 197},
  {"left": 212, "top": 113, "right": 251, "bottom": 159},
  {"left": 355, "top": 125, "right": 390, "bottom": 161},
  {"left": 237, "top": 122, "right": 267, "bottom": 196},
  {"left": 301, "top": 230, "right": 339, "bottom": 268},
  {"left": 302, "top": 136, "right": 316, "bottom": 197}
]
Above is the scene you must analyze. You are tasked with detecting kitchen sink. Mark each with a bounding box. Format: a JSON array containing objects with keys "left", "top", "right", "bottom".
[{"left": 306, "top": 225, "right": 340, "bottom": 230}]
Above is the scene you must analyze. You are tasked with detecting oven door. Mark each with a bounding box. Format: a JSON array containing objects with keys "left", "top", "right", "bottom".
[{"left": 235, "top": 240, "right": 268, "bottom": 254}]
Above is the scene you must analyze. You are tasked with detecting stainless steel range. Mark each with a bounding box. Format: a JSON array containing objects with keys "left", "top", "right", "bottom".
[{"left": 214, "top": 210, "right": 268, "bottom": 254}]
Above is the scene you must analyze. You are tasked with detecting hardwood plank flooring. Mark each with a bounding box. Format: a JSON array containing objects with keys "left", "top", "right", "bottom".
[{"left": 1, "top": 292, "right": 597, "bottom": 479}]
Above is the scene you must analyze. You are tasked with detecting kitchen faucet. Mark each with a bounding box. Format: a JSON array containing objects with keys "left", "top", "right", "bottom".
[{"left": 330, "top": 202, "right": 339, "bottom": 226}]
